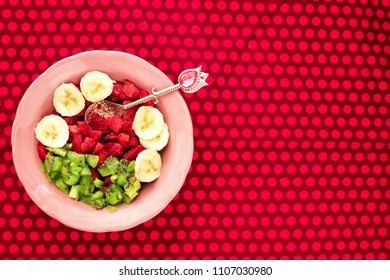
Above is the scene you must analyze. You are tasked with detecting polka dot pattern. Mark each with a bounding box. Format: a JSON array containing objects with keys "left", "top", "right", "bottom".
[{"left": 2, "top": 0, "right": 390, "bottom": 259}]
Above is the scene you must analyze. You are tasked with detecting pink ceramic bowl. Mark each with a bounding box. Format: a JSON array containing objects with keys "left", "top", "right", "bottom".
[{"left": 12, "top": 50, "right": 193, "bottom": 232}]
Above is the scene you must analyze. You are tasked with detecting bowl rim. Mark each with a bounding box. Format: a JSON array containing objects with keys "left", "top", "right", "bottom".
[{"left": 12, "top": 50, "right": 194, "bottom": 232}]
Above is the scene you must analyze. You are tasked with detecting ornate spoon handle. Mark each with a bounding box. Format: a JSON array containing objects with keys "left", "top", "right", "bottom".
[{"left": 123, "top": 66, "right": 209, "bottom": 109}]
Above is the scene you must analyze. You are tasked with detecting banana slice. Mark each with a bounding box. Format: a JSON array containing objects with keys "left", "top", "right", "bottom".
[
  {"left": 53, "top": 83, "right": 85, "bottom": 117},
  {"left": 132, "top": 106, "right": 164, "bottom": 140},
  {"left": 80, "top": 71, "right": 114, "bottom": 102},
  {"left": 139, "top": 123, "right": 169, "bottom": 151},
  {"left": 134, "top": 149, "right": 162, "bottom": 182},
  {"left": 35, "top": 115, "right": 69, "bottom": 148}
]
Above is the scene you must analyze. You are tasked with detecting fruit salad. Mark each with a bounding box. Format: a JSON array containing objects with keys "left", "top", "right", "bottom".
[{"left": 34, "top": 71, "right": 169, "bottom": 211}]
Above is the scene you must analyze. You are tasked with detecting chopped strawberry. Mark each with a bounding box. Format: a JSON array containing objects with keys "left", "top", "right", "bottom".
[
  {"left": 104, "top": 132, "right": 118, "bottom": 141},
  {"left": 101, "top": 185, "right": 108, "bottom": 194},
  {"left": 63, "top": 116, "right": 78, "bottom": 125},
  {"left": 128, "top": 137, "right": 139, "bottom": 147},
  {"left": 122, "top": 119, "right": 135, "bottom": 136},
  {"left": 37, "top": 142, "right": 47, "bottom": 160},
  {"left": 123, "top": 145, "right": 144, "bottom": 161},
  {"left": 97, "top": 148, "right": 109, "bottom": 166},
  {"left": 122, "top": 104, "right": 139, "bottom": 121},
  {"left": 107, "top": 142, "right": 124, "bottom": 157},
  {"left": 104, "top": 176, "right": 112, "bottom": 186},
  {"left": 77, "top": 121, "right": 102, "bottom": 140},
  {"left": 90, "top": 167, "right": 100, "bottom": 179},
  {"left": 88, "top": 129, "right": 102, "bottom": 141},
  {"left": 89, "top": 113, "right": 110, "bottom": 133},
  {"left": 110, "top": 115, "right": 124, "bottom": 133},
  {"left": 81, "top": 137, "right": 96, "bottom": 153},
  {"left": 139, "top": 89, "right": 155, "bottom": 107},
  {"left": 118, "top": 133, "right": 130, "bottom": 147},
  {"left": 123, "top": 80, "right": 140, "bottom": 99},
  {"left": 72, "top": 134, "right": 83, "bottom": 153},
  {"left": 92, "top": 142, "right": 105, "bottom": 155},
  {"left": 51, "top": 109, "right": 59, "bottom": 115},
  {"left": 77, "top": 121, "right": 92, "bottom": 136},
  {"left": 109, "top": 82, "right": 127, "bottom": 101},
  {"left": 68, "top": 125, "right": 81, "bottom": 138}
]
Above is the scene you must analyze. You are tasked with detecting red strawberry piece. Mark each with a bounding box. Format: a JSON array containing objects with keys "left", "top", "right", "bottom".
[
  {"left": 107, "top": 142, "right": 124, "bottom": 157},
  {"left": 77, "top": 121, "right": 102, "bottom": 140},
  {"left": 81, "top": 137, "right": 96, "bottom": 153},
  {"left": 110, "top": 115, "right": 124, "bottom": 133},
  {"left": 123, "top": 80, "right": 140, "bottom": 99},
  {"left": 104, "top": 176, "right": 112, "bottom": 186},
  {"left": 104, "top": 132, "right": 118, "bottom": 141},
  {"left": 90, "top": 167, "right": 100, "bottom": 179},
  {"left": 101, "top": 185, "right": 108, "bottom": 194},
  {"left": 139, "top": 89, "right": 155, "bottom": 107},
  {"left": 63, "top": 116, "right": 78, "bottom": 125},
  {"left": 88, "top": 129, "right": 102, "bottom": 141},
  {"left": 128, "top": 137, "right": 139, "bottom": 147},
  {"left": 122, "top": 104, "right": 139, "bottom": 121},
  {"left": 51, "top": 109, "right": 59, "bottom": 115},
  {"left": 37, "top": 142, "right": 47, "bottom": 160},
  {"left": 97, "top": 148, "right": 109, "bottom": 166},
  {"left": 89, "top": 130, "right": 102, "bottom": 141},
  {"left": 118, "top": 132, "right": 130, "bottom": 147},
  {"left": 109, "top": 82, "right": 127, "bottom": 101},
  {"left": 68, "top": 125, "right": 81, "bottom": 138},
  {"left": 123, "top": 145, "right": 144, "bottom": 161},
  {"left": 72, "top": 134, "right": 83, "bottom": 153},
  {"left": 89, "top": 113, "right": 110, "bottom": 133},
  {"left": 122, "top": 119, "right": 135, "bottom": 136},
  {"left": 92, "top": 142, "right": 105, "bottom": 155},
  {"left": 77, "top": 121, "right": 92, "bottom": 137}
]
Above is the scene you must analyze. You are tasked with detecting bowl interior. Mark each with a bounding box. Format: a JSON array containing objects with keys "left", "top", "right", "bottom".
[{"left": 12, "top": 51, "right": 193, "bottom": 232}]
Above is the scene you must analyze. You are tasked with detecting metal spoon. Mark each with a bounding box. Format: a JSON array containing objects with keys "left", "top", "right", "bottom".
[{"left": 85, "top": 66, "right": 209, "bottom": 124}]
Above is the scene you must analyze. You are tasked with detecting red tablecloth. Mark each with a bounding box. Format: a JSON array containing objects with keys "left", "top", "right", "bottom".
[{"left": 1, "top": 0, "right": 389, "bottom": 259}]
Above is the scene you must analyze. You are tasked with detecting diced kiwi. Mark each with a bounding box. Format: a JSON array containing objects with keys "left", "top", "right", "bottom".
[
  {"left": 55, "top": 178, "right": 70, "bottom": 194},
  {"left": 69, "top": 185, "right": 79, "bottom": 200},
  {"left": 69, "top": 163, "right": 83, "bottom": 174},
  {"left": 105, "top": 156, "right": 120, "bottom": 173},
  {"left": 93, "top": 178, "right": 104, "bottom": 188},
  {"left": 47, "top": 147, "right": 67, "bottom": 157},
  {"left": 106, "top": 205, "right": 117, "bottom": 213},
  {"left": 106, "top": 185, "right": 123, "bottom": 205},
  {"left": 43, "top": 147, "right": 144, "bottom": 210},
  {"left": 92, "top": 190, "right": 104, "bottom": 199},
  {"left": 67, "top": 150, "right": 85, "bottom": 166},
  {"left": 48, "top": 171, "right": 60, "bottom": 181},
  {"left": 122, "top": 194, "right": 131, "bottom": 204},
  {"left": 124, "top": 177, "right": 141, "bottom": 201},
  {"left": 126, "top": 160, "right": 135, "bottom": 173},
  {"left": 106, "top": 192, "right": 121, "bottom": 205},
  {"left": 79, "top": 194, "right": 91, "bottom": 205},
  {"left": 62, "top": 172, "right": 80, "bottom": 186},
  {"left": 79, "top": 176, "right": 91, "bottom": 194},
  {"left": 98, "top": 165, "right": 111, "bottom": 177},
  {"left": 90, "top": 197, "right": 106, "bottom": 209},
  {"left": 45, "top": 154, "right": 63, "bottom": 172},
  {"left": 116, "top": 173, "right": 127, "bottom": 186},
  {"left": 80, "top": 166, "right": 92, "bottom": 176},
  {"left": 110, "top": 174, "right": 118, "bottom": 183},
  {"left": 86, "top": 154, "right": 99, "bottom": 168},
  {"left": 128, "top": 191, "right": 139, "bottom": 202}
]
